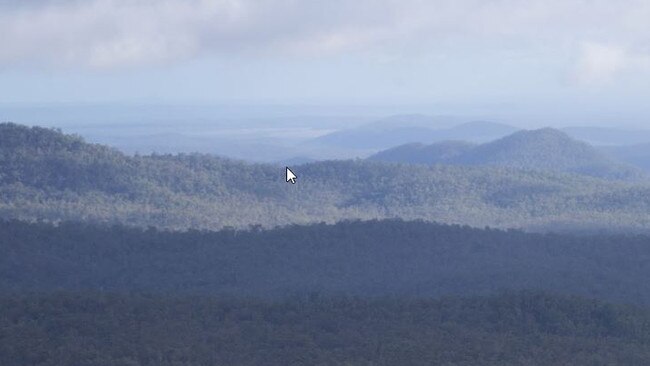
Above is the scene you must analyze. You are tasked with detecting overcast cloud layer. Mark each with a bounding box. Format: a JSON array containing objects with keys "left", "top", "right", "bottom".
[
  {"left": 1, "top": 0, "right": 650, "bottom": 110},
  {"left": 2, "top": 1, "right": 650, "bottom": 73}
]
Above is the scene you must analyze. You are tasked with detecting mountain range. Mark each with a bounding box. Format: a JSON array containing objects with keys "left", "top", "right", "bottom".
[
  {"left": 370, "top": 128, "right": 645, "bottom": 180},
  {"left": 313, "top": 116, "right": 650, "bottom": 159},
  {"left": 3, "top": 122, "right": 650, "bottom": 232}
]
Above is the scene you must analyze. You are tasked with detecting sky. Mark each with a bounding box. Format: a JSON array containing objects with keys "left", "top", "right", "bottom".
[{"left": 2, "top": 0, "right": 650, "bottom": 126}]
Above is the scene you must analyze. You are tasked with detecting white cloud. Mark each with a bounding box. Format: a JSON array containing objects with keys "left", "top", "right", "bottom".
[
  {"left": 1, "top": 0, "right": 650, "bottom": 70},
  {"left": 572, "top": 42, "right": 650, "bottom": 85},
  {"left": 0, "top": 0, "right": 250, "bottom": 68},
  {"left": 573, "top": 43, "right": 626, "bottom": 85}
]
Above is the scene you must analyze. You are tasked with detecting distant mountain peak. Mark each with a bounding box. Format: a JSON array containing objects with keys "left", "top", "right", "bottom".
[
  {"left": 369, "top": 127, "right": 645, "bottom": 180},
  {"left": 483, "top": 128, "right": 580, "bottom": 150}
]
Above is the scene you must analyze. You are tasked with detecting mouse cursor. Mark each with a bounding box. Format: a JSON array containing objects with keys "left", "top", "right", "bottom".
[{"left": 285, "top": 167, "right": 297, "bottom": 184}]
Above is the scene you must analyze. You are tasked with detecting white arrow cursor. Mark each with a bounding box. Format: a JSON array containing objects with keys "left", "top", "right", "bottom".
[{"left": 285, "top": 167, "right": 297, "bottom": 184}]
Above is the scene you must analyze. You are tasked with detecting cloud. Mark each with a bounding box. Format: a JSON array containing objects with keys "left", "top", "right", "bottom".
[
  {"left": 572, "top": 42, "right": 650, "bottom": 85},
  {"left": 1, "top": 0, "right": 650, "bottom": 70},
  {"left": 573, "top": 43, "right": 627, "bottom": 85},
  {"left": 0, "top": 0, "right": 246, "bottom": 68}
]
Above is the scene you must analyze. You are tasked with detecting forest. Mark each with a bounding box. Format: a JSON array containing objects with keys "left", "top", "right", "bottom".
[
  {"left": 3, "top": 291, "right": 650, "bottom": 365},
  {"left": 3, "top": 219, "right": 650, "bottom": 304},
  {"left": 4, "top": 123, "right": 650, "bottom": 364},
  {"left": 3, "top": 123, "right": 650, "bottom": 232}
]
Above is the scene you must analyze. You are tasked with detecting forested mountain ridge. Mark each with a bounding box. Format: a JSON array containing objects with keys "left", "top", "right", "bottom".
[
  {"left": 370, "top": 128, "right": 644, "bottom": 180},
  {"left": 4, "top": 219, "right": 650, "bottom": 304},
  {"left": 3, "top": 122, "right": 650, "bottom": 231},
  {"left": 460, "top": 128, "right": 643, "bottom": 179}
]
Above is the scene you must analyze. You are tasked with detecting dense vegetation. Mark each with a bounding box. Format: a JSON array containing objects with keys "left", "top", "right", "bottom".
[
  {"left": 3, "top": 219, "right": 650, "bottom": 304},
  {"left": 370, "top": 128, "right": 644, "bottom": 180},
  {"left": 2, "top": 291, "right": 650, "bottom": 366},
  {"left": 3, "top": 123, "right": 650, "bottom": 232}
]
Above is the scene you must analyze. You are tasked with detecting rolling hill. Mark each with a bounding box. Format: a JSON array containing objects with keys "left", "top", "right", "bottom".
[
  {"left": 314, "top": 117, "right": 517, "bottom": 150},
  {"left": 3, "top": 123, "right": 650, "bottom": 232},
  {"left": 370, "top": 128, "right": 644, "bottom": 180}
]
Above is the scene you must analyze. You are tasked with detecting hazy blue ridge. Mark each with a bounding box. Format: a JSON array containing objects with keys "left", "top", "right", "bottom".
[{"left": 3, "top": 122, "right": 650, "bottom": 232}]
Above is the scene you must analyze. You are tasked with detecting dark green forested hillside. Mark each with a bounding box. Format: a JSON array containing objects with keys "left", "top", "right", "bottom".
[
  {"left": 3, "top": 123, "right": 650, "bottom": 231},
  {"left": 4, "top": 219, "right": 650, "bottom": 304},
  {"left": 2, "top": 292, "right": 650, "bottom": 366}
]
